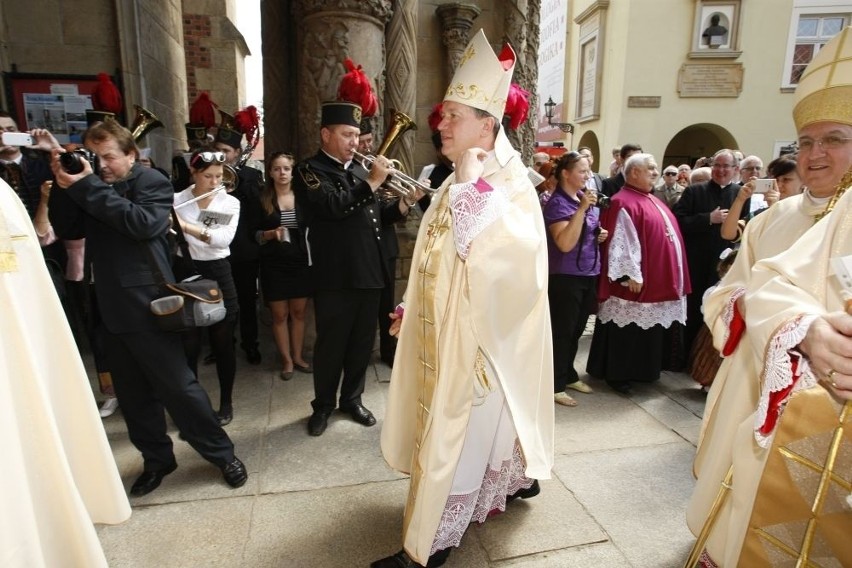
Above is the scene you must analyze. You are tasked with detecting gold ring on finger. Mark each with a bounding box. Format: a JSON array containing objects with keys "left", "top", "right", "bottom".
[{"left": 826, "top": 368, "right": 839, "bottom": 389}]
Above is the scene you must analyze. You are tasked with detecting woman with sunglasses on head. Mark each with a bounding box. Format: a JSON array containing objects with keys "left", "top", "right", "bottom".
[
  {"left": 173, "top": 149, "right": 241, "bottom": 426},
  {"left": 251, "top": 151, "right": 313, "bottom": 381},
  {"left": 542, "top": 151, "right": 608, "bottom": 407}
]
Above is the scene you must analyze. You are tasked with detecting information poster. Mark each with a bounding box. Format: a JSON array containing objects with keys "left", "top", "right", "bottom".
[
  {"left": 4, "top": 73, "right": 119, "bottom": 145},
  {"left": 22, "top": 93, "right": 93, "bottom": 144}
]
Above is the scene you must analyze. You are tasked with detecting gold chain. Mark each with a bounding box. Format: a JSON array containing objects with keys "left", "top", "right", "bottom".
[{"left": 814, "top": 165, "right": 852, "bottom": 222}]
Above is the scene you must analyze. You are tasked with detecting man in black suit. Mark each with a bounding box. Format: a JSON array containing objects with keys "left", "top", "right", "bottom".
[
  {"left": 601, "top": 143, "right": 642, "bottom": 197},
  {"left": 673, "top": 148, "right": 746, "bottom": 352},
  {"left": 215, "top": 126, "right": 264, "bottom": 364},
  {"left": 293, "top": 101, "right": 393, "bottom": 436},
  {"left": 578, "top": 146, "right": 604, "bottom": 194},
  {"left": 49, "top": 119, "right": 247, "bottom": 496}
]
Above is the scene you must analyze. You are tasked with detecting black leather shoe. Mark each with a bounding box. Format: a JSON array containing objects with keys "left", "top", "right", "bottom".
[
  {"left": 608, "top": 382, "right": 633, "bottom": 395},
  {"left": 245, "top": 347, "right": 262, "bottom": 365},
  {"left": 308, "top": 409, "right": 332, "bottom": 436},
  {"left": 507, "top": 479, "right": 540, "bottom": 503},
  {"left": 216, "top": 405, "right": 233, "bottom": 426},
  {"left": 221, "top": 457, "right": 248, "bottom": 488},
  {"left": 130, "top": 462, "right": 177, "bottom": 496},
  {"left": 341, "top": 403, "right": 376, "bottom": 427},
  {"left": 370, "top": 550, "right": 423, "bottom": 568}
]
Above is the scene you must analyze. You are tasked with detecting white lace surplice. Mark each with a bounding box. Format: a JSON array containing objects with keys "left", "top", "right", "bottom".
[
  {"left": 597, "top": 207, "right": 687, "bottom": 329},
  {"left": 429, "top": 365, "right": 533, "bottom": 555},
  {"left": 449, "top": 180, "right": 509, "bottom": 260}
]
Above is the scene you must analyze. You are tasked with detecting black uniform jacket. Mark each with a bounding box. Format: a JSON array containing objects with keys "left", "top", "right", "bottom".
[
  {"left": 228, "top": 165, "right": 263, "bottom": 262},
  {"left": 292, "top": 150, "right": 391, "bottom": 290},
  {"left": 49, "top": 164, "right": 175, "bottom": 334}
]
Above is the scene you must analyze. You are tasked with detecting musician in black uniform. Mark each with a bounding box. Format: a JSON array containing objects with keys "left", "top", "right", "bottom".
[
  {"left": 293, "top": 101, "right": 393, "bottom": 437},
  {"left": 215, "top": 125, "right": 264, "bottom": 364},
  {"left": 358, "top": 119, "right": 407, "bottom": 368}
]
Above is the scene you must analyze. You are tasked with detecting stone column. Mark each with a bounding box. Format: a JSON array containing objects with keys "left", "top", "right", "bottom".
[
  {"left": 384, "top": 0, "right": 417, "bottom": 172},
  {"left": 503, "top": 0, "right": 540, "bottom": 163},
  {"left": 435, "top": 3, "right": 481, "bottom": 76},
  {"left": 291, "top": 0, "right": 392, "bottom": 159},
  {"left": 262, "top": 0, "right": 297, "bottom": 158}
]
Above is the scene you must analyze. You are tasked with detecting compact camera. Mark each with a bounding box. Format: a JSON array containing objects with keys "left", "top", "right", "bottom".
[
  {"left": 59, "top": 149, "right": 99, "bottom": 175},
  {"left": 596, "top": 194, "right": 612, "bottom": 209}
]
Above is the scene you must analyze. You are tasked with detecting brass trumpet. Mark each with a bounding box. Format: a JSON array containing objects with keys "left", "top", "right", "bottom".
[
  {"left": 353, "top": 150, "right": 435, "bottom": 201},
  {"left": 357, "top": 110, "right": 433, "bottom": 202}
]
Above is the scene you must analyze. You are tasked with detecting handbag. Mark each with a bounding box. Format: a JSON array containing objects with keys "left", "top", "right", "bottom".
[{"left": 144, "top": 208, "right": 226, "bottom": 332}]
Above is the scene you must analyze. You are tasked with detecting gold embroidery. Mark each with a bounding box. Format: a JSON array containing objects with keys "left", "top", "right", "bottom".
[
  {"left": 457, "top": 44, "right": 476, "bottom": 68},
  {"left": 299, "top": 166, "right": 321, "bottom": 190}
]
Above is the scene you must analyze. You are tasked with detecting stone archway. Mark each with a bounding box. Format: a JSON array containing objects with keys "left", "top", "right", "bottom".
[
  {"left": 662, "top": 123, "right": 738, "bottom": 168},
  {"left": 577, "top": 130, "right": 601, "bottom": 172}
]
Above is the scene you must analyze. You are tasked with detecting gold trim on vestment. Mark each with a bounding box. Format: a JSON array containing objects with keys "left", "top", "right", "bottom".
[
  {"left": 402, "top": 188, "right": 452, "bottom": 536},
  {"left": 739, "top": 390, "right": 852, "bottom": 566},
  {"left": 0, "top": 206, "right": 20, "bottom": 272}
]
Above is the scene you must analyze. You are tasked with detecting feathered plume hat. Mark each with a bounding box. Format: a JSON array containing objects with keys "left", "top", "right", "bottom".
[
  {"left": 215, "top": 105, "right": 260, "bottom": 150},
  {"left": 86, "top": 72, "right": 122, "bottom": 126},
  {"left": 186, "top": 92, "right": 217, "bottom": 143},
  {"left": 322, "top": 58, "right": 378, "bottom": 128}
]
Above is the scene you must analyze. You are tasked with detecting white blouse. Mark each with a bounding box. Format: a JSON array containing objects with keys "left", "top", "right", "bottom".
[{"left": 173, "top": 187, "right": 241, "bottom": 261}]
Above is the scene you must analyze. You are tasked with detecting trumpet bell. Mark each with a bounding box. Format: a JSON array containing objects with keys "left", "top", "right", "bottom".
[
  {"left": 375, "top": 111, "right": 417, "bottom": 158},
  {"left": 130, "top": 105, "right": 164, "bottom": 143},
  {"left": 222, "top": 164, "right": 238, "bottom": 192}
]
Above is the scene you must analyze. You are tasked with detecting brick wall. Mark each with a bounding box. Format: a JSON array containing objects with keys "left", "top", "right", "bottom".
[{"left": 183, "top": 14, "right": 212, "bottom": 102}]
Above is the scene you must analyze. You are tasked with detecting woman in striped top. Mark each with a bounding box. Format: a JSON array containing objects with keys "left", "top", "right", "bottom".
[{"left": 253, "top": 152, "right": 313, "bottom": 380}]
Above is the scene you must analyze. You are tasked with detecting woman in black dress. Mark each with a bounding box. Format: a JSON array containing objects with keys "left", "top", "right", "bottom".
[{"left": 254, "top": 152, "right": 313, "bottom": 380}]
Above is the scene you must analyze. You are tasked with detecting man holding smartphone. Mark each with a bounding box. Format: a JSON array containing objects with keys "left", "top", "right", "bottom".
[{"left": 0, "top": 111, "right": 52, "bottom": 218}]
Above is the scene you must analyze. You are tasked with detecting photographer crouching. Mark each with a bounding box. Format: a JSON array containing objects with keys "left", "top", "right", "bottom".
[{"left": 48, "top": 119, "right": 247, "bottom": 496}]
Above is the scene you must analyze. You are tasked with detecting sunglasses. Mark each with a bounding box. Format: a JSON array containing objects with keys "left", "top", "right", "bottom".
[
  {"left": 190, "top": 151, "right": 226, "bottom": 168},
  {"left": 664, "top": 172, "right": 677, "bottom": 176}
]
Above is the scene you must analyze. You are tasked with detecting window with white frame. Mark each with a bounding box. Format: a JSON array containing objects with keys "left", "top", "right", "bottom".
[{"left": 783, "top": 1, "right": 851, "bottom": 88}]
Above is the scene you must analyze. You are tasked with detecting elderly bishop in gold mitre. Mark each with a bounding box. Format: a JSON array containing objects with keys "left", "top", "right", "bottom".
[
  {"left": 371, "top": 29, "right": 554, "bottom": 568},
  {"left": 685, "top": 26, "right": 852, "bottom": 568}
]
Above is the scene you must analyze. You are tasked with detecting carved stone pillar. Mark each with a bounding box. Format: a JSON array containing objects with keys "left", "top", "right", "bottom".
[
  {"left": 384, "top": 0, "right": 417, "bottom": 173},
  {"left": 435, "top": 3, "right": 481, "bottom": 77},
  {"left": 503, "top": 0, "right": 540, "bottom": 163},
  {"left": 291, "top": 0, "right": 392, "bottom": 159}
]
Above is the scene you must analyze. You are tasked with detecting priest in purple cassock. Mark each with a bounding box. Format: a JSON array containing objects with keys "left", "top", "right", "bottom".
[{"left": 587, "top": 153, "right": 691, "bottom": 394}]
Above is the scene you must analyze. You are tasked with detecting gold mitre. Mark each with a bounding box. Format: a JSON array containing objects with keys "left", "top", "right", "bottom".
[
  {"left": 443, "top": 29, "right": 516, "bottom": 118},
  {"left": 793, "top": 25, "right": 852, "bottom": 130}
]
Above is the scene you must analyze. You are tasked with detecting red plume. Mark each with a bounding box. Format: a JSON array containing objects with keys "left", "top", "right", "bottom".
[
  {"left": 189, "top": 92, "right": 218, "bottom": 127},
  {"left": 427, "top": 103, "right": 443, "bottom": 132},
  {"left": 234, "top": 105, "right": 260, "bottom": 143},
  {"left": 504, "top": 83, "right": 530, "bottom": 130},
  {"left": 337, "top": 58, "right": 378, "bottom": 117},
  {"left": 92, "top": 73, "right": 123, "bottom": 114}
]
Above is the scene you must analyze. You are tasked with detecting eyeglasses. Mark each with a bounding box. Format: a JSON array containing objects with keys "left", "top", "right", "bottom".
[
  {"left": 664, "top": 172, "right": 677, "bottom": 176},
  {"left": 797, "top": 135, "right": 852, "bottom": 152},
  {"left": 711, "top": 163, "right": 735, "bottom": 169},
  {"left": 740, "top": 165, "right": 762, "bottom": 171},
  {"left": 190, "top": 151, "right": 226, "bottom": 167}
]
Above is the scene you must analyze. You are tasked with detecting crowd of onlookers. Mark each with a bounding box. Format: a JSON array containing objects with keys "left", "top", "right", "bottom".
[{"left": 531, "top": 142, "right": 805, "bottom": 405}]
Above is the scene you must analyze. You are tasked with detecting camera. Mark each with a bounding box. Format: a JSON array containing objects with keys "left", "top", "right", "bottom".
[
  {"left": 59, "top": 149, "right": 99, "bottom": 175},
  {"left": 596, "top": 194, "right": 612, "bottom": 209}
]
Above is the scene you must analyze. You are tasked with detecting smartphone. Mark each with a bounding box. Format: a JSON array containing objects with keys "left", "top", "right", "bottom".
[
  {"left": 752, "top": 179, "right": 774, "bottom": 194},
  {"left": 2, "top": 131, "right": 33, "bottom": 146}
]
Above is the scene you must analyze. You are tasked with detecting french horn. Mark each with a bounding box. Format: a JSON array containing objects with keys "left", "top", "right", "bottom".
[{"left": 130, "top": 104, "right": 164, "bottom": 142}]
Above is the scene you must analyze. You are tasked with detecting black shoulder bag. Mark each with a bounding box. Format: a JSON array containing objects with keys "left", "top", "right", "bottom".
[{"left": 146, "top": 208, "right": 226, "bottom": 331}]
